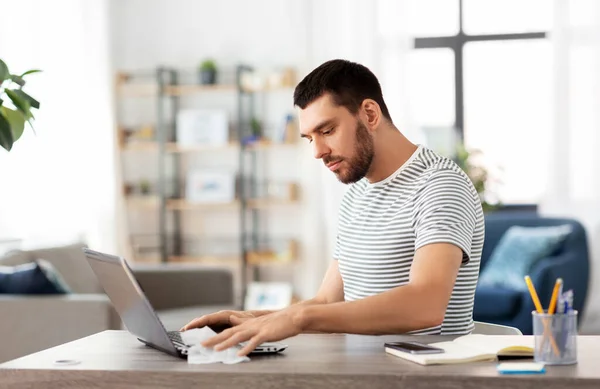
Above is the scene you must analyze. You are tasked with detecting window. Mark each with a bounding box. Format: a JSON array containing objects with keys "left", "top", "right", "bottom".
[
  {"left": 462, "top": 0, "right": 553, "bottom": 35},
  {"left": 406, "top": 48, "right": 455, "bottom": 128},
  {"left": 406, "top": 0, "right": 459, "bottom": 37},
  {"left": 463, "top": 40, "right": 552, "bottom": 203},
  {"left": 410, "top": 0, "right": 553, "bottom": 205},
  {"left": 567, "top": 46, "right": 597, "bottom": 201}
]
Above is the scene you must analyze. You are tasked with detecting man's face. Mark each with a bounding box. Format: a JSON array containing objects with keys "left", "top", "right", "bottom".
[{"left": 299, "top": 94, "right": 374, "bottom": 184}]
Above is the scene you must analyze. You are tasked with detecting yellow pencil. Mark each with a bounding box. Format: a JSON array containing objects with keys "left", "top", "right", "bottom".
[
  {"left": 524, "top": 275, "right": 560, "bottom": 356},
  {"left": 548, "top": 278, "right": 563, "bottom": 315},
  {"left": 524, "top": 276, "right": 544, "bottom": 313}
]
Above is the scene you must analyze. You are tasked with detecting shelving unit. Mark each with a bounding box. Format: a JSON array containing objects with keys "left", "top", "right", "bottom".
[
  {"left": 121, "top": 141, "right": 297, "bottom": 153},
  {"left": 115, "top": 64, "right": 301, "bottom": 305},
  {"left": 125, "top": 196, "right": 299, "bottom": 211}
]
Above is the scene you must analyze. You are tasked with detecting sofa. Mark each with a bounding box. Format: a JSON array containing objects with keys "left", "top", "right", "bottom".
[
  {"left": 473, "top": 213, "right": 590, "bottom": 335},
  {"left": 0, "top": 243, "right": 235, "bottom": 362}
]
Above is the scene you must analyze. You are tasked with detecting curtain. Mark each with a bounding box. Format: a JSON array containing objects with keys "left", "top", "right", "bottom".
[
  {"left": 0, "top": 0, "right": 120, "bottom": 253},
  {"left": 541, "top": 0, "right": 600, "bottom": 333}
]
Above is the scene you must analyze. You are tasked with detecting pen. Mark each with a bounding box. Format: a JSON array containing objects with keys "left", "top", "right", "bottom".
[
  {"left": 557, "top": 284, "right": 565, "bottom": 314},
  {"left": 565, "top": 290, "right": 574, "bottom": 313},
  {"left": 561, "top": 290, "right": 574, "bottom": 357}
]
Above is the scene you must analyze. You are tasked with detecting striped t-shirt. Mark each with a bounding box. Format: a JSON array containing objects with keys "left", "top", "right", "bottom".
[{"left": 333, "top": 145, "right": 484, "bottom": 335}]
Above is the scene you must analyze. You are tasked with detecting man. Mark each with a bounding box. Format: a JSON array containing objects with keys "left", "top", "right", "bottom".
[{"left": 182, "top": 59, "right": 484, "bottom": 357}]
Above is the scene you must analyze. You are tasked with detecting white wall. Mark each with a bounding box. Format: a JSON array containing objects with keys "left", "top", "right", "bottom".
[{"left": 111, "top": 0, "right": 311, "bottom": 71}]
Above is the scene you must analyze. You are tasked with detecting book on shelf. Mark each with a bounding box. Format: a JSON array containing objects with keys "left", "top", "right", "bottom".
[{"left": 385, "top": 334, "right": 534, "bottom": 366}]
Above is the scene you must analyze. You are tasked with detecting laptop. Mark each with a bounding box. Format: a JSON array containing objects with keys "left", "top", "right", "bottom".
[{"left": 83, "top": 248, "right": 287, "bottom": 358}]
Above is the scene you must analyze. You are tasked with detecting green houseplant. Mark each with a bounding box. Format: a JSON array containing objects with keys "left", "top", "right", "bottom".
[
  {"left": 198, "top": 59, "right": 217, "bottom": 85},
  {"left": 0, "top": 59, "right": 41, "bottom": 151},
  {"left": 454, "top": 142, "right": 501, "bottom": 213}
]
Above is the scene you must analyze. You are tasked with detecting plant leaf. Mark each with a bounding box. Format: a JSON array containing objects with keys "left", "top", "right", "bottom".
[
  {"left": 0, "top": 60, "right": 9, "bottom": 83},
  {"left": 20, "top": 69, "right": 42, "bottom": 78},
  {"left": 5, "top": 89, "right": 32, "bottom": 118},
  {"left": 10, "top": 75, "right": 25, "bottom": 87},
  {"left": 13, "top": 89, "right": 40, "bottom": 109},
  {"left": 27, "top": 119, "right": 37, "bottom": 135},
  {"left": 1, "top": 106, "right": 26, "bottom": 142},
  {"left": 0, "top": 112, "right": 14, "bottom": 151}
]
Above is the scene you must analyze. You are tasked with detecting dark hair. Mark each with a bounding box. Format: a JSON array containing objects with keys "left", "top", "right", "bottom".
[{"left": 293, "top": 59, "right": 392, "bottom": 121}]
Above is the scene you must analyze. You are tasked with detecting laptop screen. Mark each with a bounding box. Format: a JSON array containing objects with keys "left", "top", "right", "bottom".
[{"left": 84, "top": 249, "right": 177, "bottom": 355}]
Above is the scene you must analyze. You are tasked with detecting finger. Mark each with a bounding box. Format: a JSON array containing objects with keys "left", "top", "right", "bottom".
[
  {"left": 182, "top": 311, "right": 231, "bottom": 331},
  {"left": 181, "top": 316, "right": 209, "bottom": 331},
  {"left": 229, "top": 315, "right": 251, "bottom": 325},
  {"left": 180, "top": 319, "right": 202, "bottom": 331},
  {"left": 214, "top": 330, "right": 256, "bottom": 351},
  {"left": 238, "top": 334, "right": 264, "bottom": 357},
  {"left": 201, "top": 327, "right": 237, "bottom": 348}
]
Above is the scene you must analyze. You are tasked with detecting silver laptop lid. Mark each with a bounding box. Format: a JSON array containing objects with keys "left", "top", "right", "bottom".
[{"left": 83, "top": 248, "right": 178, "bottom": 356}]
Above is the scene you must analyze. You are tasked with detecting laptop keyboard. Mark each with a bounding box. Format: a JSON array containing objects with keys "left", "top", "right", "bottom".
[
  {"left": 167, "top": 331, "right": 188, "bottom": 348},
  {"left": 167, "top": 330, "right": 282, "bottom": 355}
]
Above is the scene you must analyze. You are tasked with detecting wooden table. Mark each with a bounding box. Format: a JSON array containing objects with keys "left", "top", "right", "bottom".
[{"left": 1, "top": 330, "right": 600, "bottom": 389}]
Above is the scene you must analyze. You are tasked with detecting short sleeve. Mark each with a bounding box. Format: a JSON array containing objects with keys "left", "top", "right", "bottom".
[
  {"left": 413, "top": 169, "right": 478, "bottom": 264},
  {"left": 333, "top": 234, "right": 341, "bottom": 260}
]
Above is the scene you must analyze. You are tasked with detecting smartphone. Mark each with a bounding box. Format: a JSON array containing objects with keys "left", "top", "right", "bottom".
[{"left": 384, "top": 341, "right": 445, "bottom": 354}]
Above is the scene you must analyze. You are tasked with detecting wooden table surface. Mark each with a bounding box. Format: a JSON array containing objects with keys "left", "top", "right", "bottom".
[{"left": 1, "top": 330, "right": 600, "bottom": 389}]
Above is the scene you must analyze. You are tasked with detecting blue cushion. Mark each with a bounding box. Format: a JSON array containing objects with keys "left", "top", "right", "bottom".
[
  {"left": 36, "top": 258, "right": 72, "bottom": 293},
  {"left": 0, "top": 260, "right": 70, "bottom": 294},
  {"left": 478, "top": 224, "right": 572, "bottom": 291},
  {"left": 474, "top": 286, "right": 523, "bottom": 318}
]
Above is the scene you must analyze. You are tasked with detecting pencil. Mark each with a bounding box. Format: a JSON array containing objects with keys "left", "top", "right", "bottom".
[
  {"left": 524, "top": 275, "right": 544, "bottom": 313},
  {"left": 548, "top": 278, "right": 563, "bottom": 315},
  {"left": 525, "top": 275, "right": 560, "bottom": 356}
]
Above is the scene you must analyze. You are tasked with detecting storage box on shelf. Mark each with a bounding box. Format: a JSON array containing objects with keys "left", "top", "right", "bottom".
[{"left": 247, "top": 240, "right": 298, "bottom": 266}]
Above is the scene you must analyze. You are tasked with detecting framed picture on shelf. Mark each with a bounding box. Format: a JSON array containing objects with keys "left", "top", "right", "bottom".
[
  {"left": 244, "top": 282, "right": 293, "bottom": 311},
  {"left": 176, "top": 109, "right": 229, "bottom": 147},
  {"left": 185, "top": 170, "right": 236, "bottom": 203}
]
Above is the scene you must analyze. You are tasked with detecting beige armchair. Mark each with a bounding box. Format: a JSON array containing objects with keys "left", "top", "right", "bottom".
[{"left": 0, "top": 243, "right": 235, "bottom": 362}]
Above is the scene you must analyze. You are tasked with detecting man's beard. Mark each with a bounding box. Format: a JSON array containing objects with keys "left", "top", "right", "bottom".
[{"left": 324, "top": 120, "right": 374, "bottom": 184}]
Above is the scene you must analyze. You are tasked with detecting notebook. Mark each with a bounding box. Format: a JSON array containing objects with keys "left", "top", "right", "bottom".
[{"left": 385, "top": 334, "right": 534, "bottom": 366}]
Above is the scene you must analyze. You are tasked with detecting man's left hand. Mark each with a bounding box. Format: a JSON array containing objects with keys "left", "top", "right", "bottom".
[{"left": 201, "top": 305, "right": 305, "bottom": 356}]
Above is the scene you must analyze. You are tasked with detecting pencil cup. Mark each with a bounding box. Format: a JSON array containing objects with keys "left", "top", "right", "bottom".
[{"left": 532, "top": 310, "right": 578, "bottom": 365}]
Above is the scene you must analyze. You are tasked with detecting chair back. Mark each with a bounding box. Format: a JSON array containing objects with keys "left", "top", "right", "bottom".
[{"left": 473, "top": 321, "right": 523, "bottom": 335}]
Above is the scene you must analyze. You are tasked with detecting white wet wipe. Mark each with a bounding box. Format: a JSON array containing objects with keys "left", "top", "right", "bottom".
[{"left": 180, "top": 327, "right": 250, "bottom": 364}]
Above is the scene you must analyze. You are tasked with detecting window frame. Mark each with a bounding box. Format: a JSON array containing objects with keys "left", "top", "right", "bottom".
[
  {"left": 412, "top": 0, "right": 548, "bottom": 208},
  {"left": 412, "top": 0, "right": 548, "bottom": 142}
]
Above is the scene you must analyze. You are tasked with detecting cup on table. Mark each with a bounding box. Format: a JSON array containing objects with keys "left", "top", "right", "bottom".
[{"left": 532, "top": 310, "right": 578, "bottom": 365}]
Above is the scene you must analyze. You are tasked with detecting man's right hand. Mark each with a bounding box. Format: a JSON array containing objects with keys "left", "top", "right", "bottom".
[
  {"left": 180, "top": 310, "right": 270, "bottom": 332},
  {"left": 181, "top": 261, "right": 344, "bottom": 332}
]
